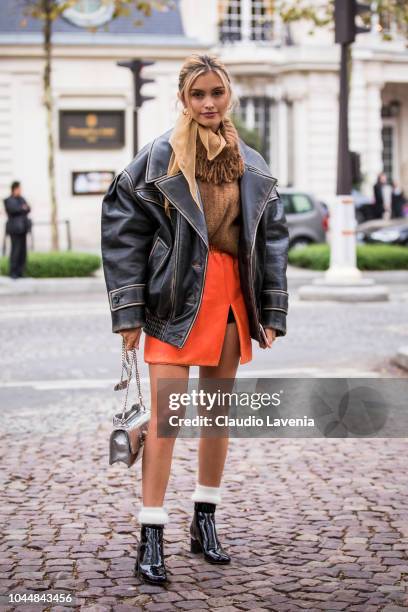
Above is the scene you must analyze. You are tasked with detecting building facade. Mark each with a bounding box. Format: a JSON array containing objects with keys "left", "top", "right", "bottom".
[{"left": 0, "top": 0, "right": 407, "bottom": 251}]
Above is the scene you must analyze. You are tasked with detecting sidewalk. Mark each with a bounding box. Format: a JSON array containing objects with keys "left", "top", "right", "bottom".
[
  {"left": 0, "top": 267, "right": 105, "bottom": 295},
  {"left": 0, "top": 266, "right": 406, "bottom": 296}
]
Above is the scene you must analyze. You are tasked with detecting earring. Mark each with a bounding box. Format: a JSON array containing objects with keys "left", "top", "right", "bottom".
[{"left": 183, "top": 108, "right": 189, "bottom": 116}]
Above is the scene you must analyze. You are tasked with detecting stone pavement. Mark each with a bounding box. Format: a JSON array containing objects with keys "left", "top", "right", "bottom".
[{"left": 1, "top": 383, "right": 408, "bottom": 611}]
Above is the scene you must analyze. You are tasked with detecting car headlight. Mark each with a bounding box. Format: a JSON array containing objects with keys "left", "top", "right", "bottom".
[{"left": 370, "top": 230, "right": 400, "bottom": 242}]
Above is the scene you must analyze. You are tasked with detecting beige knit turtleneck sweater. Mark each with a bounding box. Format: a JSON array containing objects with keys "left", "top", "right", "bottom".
[
  {"left": 195, "top": 121, "right": 244, "bottom": 258},
  {"left": 196, "top": 178, "right": 241, "bottom": 257}
]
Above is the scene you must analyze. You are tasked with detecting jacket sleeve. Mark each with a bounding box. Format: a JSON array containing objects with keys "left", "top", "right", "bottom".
[
  {"left": 260, "top": 189, "right": 289, "bottom": 337},
  {"left": 101, "top": 170, "right": 157, "bottom": 334},
  {"left": 4, "top": 197, "right": 25, "bottom": 216},
  {"left": 22, "top": 198, "right": 31, "bottom": 213}
]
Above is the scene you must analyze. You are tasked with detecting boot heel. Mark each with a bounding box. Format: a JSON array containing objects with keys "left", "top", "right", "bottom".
[{"left": 190, "top": 537, "right": 202, "bottom": 553}]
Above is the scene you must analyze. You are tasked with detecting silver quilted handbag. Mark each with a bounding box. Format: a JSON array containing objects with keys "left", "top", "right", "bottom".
[{"left": 109, "top": 338, "right": 150, "bottom": 468}]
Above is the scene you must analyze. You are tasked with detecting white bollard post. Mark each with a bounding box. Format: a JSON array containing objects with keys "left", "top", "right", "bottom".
[{"left": 324, "top": 194, "right": 363, "bottom": 283}]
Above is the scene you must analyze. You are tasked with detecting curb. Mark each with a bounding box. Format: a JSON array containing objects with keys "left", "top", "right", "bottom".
[
  {"left": 286, "top": 266, "right": 408, "bottom": 284},
  {"left": 0, "top": 276, "right": 104, "bottom": 295}
]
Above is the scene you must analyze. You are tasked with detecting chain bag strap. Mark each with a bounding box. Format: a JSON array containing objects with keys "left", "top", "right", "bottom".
[
  {"left": 109, "top": 338, "right": 150, "bottom": 468},
  {"left": 113, "top": 338, "right": 147, "bottom": 424}
]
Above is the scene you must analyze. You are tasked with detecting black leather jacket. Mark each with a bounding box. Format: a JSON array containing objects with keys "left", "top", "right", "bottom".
[{"left": 101, "top": 128, "right": 289, "bottom": 348}]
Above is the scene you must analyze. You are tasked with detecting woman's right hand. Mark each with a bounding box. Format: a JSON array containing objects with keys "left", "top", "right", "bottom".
[{"left": 119, "top": 327, "right": 142, "bottom": 350}]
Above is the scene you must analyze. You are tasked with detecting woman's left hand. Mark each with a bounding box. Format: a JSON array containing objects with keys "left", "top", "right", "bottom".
[{"left": 259, "top": 327, "right": 277, "bottom": 349}]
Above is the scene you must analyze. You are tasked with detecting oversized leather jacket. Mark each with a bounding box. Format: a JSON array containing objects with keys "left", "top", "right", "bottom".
[{"left": 101, "top": 128, "right": 289, "bottom": 348}]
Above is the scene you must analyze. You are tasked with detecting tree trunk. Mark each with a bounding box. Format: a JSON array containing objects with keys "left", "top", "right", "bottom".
[{"left": 43, "top": 0, "right": 59, "bottom": 250}]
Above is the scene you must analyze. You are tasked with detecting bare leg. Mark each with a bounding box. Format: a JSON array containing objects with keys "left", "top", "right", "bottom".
[
  {"left": 197, "top": 322, "right": 241, "bottom": 487},
  {"left": 142, "top": 363, "right": 189, "bottom": 506}
]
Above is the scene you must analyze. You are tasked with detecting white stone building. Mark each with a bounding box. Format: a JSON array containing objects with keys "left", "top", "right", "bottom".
[{"left": 0, "top": 0, "right": 407, "bottom": 250}]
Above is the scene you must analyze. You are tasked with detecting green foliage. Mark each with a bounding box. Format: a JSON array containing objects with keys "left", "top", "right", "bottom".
[
  {"left": 20, "top": 0, "right": 174, "bottom": 25},
  {"left": 231, "top": 113, "right": 263, "bottom": 154},
  {"left": 278, "top": 1, "right": 333, "bottom": 28},
  {"left": 0, "top": 252, "right": 101, "bottom": 277},
  {"left": 288, "top": 243, "right": 408, "bottom": 271},
  {"left": 356, "top": 244, "right": 408, "bottom": 270},
  {"left": 288, "top": 244, "right": 330, "bottom": 270},
  {"left": 276, "top": 0, "right": 408, "bottom": 41}
]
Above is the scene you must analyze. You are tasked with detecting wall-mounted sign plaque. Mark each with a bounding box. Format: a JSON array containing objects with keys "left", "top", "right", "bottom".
[
  {"left": 60, "top": 111, "right": 125, "bottom": 149},
  {"left": 72, "top": 170, "right": 115, "bottom": 196}
]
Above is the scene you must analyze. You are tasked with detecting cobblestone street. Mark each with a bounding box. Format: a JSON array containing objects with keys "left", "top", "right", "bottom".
[{"left": 1, "top": 286, "right": 408, "bottom": 611}]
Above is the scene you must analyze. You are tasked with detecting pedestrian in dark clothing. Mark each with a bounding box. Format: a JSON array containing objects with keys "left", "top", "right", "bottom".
[
  {"left": 373, "top": 172, "right": 391, "bottom": 220},
  {"left": 391, "top": 181, "right": 405, "bottom": 219},
  {"left": 3, "top": 181, "right": 31, "bottom": 279}
]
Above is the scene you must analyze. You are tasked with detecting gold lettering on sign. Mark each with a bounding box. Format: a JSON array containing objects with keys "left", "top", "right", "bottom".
[
  {"left": 65, "top": 113, "right": 118, "bottom": 143},
  {"left": 68, "top": 126, "right": 116, "bottom": 143}
]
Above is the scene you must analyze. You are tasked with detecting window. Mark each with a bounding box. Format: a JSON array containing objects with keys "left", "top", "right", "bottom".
[
  {"left": 382, "top": 125, "right": 394, "bottom": 183},
  {"left": 279, "top": 194, "right": 313, "bottom": 215},
  {"left": 61, "top": 0, "right": 114, "bottom": 28},
  {"left": 219, "top": 0, "right": 242, "bottom": 42},
  {"left": 237, "top": 96, "right": 273, "bottom": 164},
  {"left": 279, "top": 192, "right": 313, "bottom": 215},
  {"left": 280, "top": 193, "right": 292, "bottom": 215},
  {"left": 250, "top": 0, "right": 274, "bottom": 41},
  {"left": 218, "top": 0, "right": 278, "bottom": 43},
  {"left": 291, "top": 194, "right": 313, "bottom": 214}
]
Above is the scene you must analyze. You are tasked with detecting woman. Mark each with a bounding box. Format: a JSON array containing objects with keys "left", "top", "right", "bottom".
[{"left": 101, "top": 54, "right": 289, "bottom": 585}]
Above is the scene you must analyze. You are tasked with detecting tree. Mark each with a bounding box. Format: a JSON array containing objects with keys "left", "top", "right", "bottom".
[
  {"left": 276, "top": 0, "right": 408, "bottom": 41},
  {"left": 19, "top": 0, "right": 174, "bottom": 250}
]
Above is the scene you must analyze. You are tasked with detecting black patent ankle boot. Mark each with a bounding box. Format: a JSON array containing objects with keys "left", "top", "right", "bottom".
[
  {"left": 190, "top": 502, "right": 231, "bottom": 564},
  {"left": 135, "top": 524, "right": 168, "bottom": 584}
]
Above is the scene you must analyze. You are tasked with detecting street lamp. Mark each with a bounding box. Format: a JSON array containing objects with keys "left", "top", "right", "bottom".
[{"left": 117, "top": 59, "right": 156, "bottom": 156}]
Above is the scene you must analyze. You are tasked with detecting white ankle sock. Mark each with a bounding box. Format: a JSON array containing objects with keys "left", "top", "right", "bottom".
[
  {"left": 138, "top": 506, "right": 169, "bottom": 525},
  {"left": 191, "top": 483, "right": 221, "bottom": 504}
]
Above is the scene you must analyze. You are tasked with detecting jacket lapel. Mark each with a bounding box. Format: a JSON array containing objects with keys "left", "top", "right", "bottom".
[
  {"left": 155, "top": 171, "right": 209, "bottom": 247},
  {"left": 145, "top": 129, "right": 277, "bottom": 249}
]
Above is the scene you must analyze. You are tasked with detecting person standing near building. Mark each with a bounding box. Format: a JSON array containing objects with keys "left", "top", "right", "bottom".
[
  {"left": 3, "top": 181, "right": 31, "bottom": 279},
  {"left": 373, "top": 172, "right": 392, "bottom": 221}
]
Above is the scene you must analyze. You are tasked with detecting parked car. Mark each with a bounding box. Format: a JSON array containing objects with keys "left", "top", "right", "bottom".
[
  {"left": 356, "top": 218, "right": 408, "bottom": 246},
  {"left": 278, "top": 188, "right": 329, "bottom": 249},
  {"left": 353, "top": 189, "right": 376, "bottom": 224}
]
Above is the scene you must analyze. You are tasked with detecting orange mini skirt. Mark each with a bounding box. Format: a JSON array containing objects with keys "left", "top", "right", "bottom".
[{"left": 143, "top": 247, "right": 253, "bottom": 366}]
